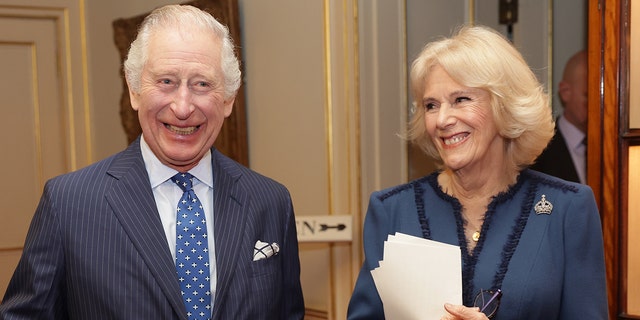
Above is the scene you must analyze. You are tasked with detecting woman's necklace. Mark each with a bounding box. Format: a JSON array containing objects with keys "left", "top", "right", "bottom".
[
  {"left": 463, "top": 212, "right": 484, "bottom": 242},
  {"left": 441, "top": 174, "right": 488, "bottom": 243},
  {"left": 472, "top": 230, "right": 481, "bottom": 242}
]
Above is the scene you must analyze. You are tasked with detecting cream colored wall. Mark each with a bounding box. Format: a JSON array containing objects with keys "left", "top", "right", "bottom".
[
  {"left": 631, "top": 4, "right": 640, "bottom": 128},
  {"left": 628, "top": 147, "right": 640, "bottom": 315},
  {"left": 240, "top": 0, "right": 331, "bottom": 312},
  {"left": 239, "top": 1, "right": 408, "bottom": 317}
]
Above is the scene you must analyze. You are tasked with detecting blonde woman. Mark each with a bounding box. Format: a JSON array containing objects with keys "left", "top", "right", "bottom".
[{"left": 347, "top": 26, "right": 607, "bottom": 319}]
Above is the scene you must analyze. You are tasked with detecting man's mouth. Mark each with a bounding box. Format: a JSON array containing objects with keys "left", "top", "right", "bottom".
[{"left": 166, "top": 124, "right": 199, "bottom": 135}]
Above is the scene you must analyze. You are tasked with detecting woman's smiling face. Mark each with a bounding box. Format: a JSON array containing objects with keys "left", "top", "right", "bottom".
[{"left": 422, "top": 65, "right": 505, "bottom": 173}]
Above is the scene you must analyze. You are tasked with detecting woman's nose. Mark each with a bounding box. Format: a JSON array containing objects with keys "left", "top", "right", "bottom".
[{"left": 436, "top": 103, "right": 455, "bottom": 128}]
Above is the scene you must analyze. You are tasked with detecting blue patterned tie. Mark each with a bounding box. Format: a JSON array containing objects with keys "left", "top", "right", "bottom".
[{"left": 173, "top": 173, "right": 211, "bottom": 320}]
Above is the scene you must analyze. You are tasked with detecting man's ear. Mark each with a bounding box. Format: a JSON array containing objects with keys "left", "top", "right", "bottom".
[
  {"left": 128, "top": 84, "right": 140, "bottom": 111},
  {"left": 558, "top": 80, "right": 571, "bottom": 103},
  {"left": 223, "top": 96, "right": 236, "bottom": 118}
]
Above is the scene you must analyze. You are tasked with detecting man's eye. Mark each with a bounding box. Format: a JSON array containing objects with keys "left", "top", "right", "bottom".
[
  {"left": 191, "top": 81, "right": 213, "bottom": 93},
  {"left": 160, "top": 79, "right": 173, "bottom": 85},
  {"left": 190, "top": 80, "right": 212, "bottom": 88}
]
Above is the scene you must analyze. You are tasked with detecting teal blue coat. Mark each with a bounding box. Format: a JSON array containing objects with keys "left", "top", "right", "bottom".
[{"left": 347, "top": 169, "right": 607, "bottom": 319}]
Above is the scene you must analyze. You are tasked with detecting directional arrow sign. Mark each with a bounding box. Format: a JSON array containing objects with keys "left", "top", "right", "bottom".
[{"left": 295, "top": 215, "right": 352, "bottom": 242}]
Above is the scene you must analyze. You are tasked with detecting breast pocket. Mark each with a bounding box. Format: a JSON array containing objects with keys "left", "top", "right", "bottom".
[
  {"left": 251, "top": 253, "right": 280, "bottom": 277},
  {"left": 250, "top": 254, "right": 283, "bottom": 303}
]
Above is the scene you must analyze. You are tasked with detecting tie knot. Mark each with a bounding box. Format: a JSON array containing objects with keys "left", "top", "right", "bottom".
[{"left": 172, "top": 172, "right": 194, "bottom": 192}]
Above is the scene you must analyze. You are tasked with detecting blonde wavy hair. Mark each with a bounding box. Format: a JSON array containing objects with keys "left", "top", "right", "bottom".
[{"left": 407, "top": 25, "right": 554, "bottom": 171}]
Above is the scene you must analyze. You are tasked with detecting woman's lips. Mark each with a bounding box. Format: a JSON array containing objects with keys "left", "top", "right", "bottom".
[{"left": 443, "top": 132, "right": 468, "bottom": 145}]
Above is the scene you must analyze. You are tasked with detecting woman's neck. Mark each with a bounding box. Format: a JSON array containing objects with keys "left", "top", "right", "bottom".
[
  {"left": 438, "top": 165, "right": 519, "bottom": 250},
  {"left": 438, "top": 165, "right": 518, "bottom": 208}
]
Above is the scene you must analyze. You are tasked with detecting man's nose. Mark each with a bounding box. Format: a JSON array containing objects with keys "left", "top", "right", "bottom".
[{"left": 171, "top": 84, "right": 195, "bottom": 119}]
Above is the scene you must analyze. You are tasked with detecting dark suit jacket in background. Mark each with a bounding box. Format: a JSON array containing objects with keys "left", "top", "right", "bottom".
[
  {"left": 530, "top": 130, "right": 580, "bottom": 183},
  {"left": 0, "top": 138, "right": 305, "bottom": 319}
]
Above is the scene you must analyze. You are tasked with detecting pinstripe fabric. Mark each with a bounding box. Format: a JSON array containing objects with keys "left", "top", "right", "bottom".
[{"left": 0, "top": 138, "right": 305, "bottom": 320}]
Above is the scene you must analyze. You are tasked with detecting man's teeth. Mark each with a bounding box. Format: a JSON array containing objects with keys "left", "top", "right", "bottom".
[
  {"left": 167, "top": 125, "right": 198, "bottom": 135},
  {"left": 444, "top": 135, "right": 466, "bottom": 145}
]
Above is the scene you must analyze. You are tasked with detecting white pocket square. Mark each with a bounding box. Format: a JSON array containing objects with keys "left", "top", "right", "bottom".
[{"left": 253, "top": 240, "right": 280, "bottom": 261}]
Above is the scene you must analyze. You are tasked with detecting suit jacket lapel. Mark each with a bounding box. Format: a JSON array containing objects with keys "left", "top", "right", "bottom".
[
  {"left": 550, "top": 132, "right": 580, "bottom": 182},
  {"left": 105, "top": 139, "right": 186, "bottom": 319},
  {"left": 211, "top": 150, "right": 248, "bottom": 314}
]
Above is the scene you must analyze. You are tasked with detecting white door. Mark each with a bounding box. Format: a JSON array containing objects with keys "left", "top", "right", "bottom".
[{"left": 0, "top": 0, "right": 91, "bottom": 296}]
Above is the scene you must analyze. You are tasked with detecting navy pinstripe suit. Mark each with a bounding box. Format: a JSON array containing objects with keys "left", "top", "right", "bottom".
[{"left": 0, "top": 138, "right": 305, "bottom": 319}]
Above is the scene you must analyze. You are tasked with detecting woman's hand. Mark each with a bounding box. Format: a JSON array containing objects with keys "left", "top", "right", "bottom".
[{"left": 440, "top": 303, "right": 490, "bottom": 320}]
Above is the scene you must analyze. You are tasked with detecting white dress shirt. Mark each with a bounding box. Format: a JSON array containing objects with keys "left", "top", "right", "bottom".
[
  {"left": 139, "top": 136, "right": 217, "bottom": 305},
  {"left": 557, "top": 116, "right": 587, "bottom": 184}
]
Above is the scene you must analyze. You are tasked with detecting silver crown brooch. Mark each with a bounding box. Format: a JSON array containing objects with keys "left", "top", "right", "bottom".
[{"left": 534, "top": 194, "right": 553, "bottom": 215}]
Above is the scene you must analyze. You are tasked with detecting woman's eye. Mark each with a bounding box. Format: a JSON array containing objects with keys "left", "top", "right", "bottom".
[
  {"left": 160, "top": 79, "right": 173, "bottom": 85},
  {"left": 424, "top": 102, "right": 436, "bottom": 111},
  {"left": 455, "top": 96, "right": 470, "bottom": 103}
]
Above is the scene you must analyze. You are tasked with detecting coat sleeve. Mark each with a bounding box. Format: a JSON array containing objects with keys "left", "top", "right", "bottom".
[
  {"left": 281, "top": 197, "right": 305, "bottom": 320},
  {"left": 0, "top": 181, "right": 68, "bottom": 319},
  {"left": 347, "top": 193, "right": 388, "bottom": 320},
  {"left": 559, "top": 186, "right": 608, "bottom": 319}
]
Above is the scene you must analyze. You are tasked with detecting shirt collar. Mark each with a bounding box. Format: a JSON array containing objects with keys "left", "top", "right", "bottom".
[
  {"left": 140, "top": 135, "right": 214, "bottom": 189},
  {"left": 557, "top": 115, "right": 585, "bottom": 150}
]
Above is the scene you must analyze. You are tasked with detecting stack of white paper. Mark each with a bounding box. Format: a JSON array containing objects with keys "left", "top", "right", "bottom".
[{"left": 371, "top": 232, "right": 462, "bottom": 320}]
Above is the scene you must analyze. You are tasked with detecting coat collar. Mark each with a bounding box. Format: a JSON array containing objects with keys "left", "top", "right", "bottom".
[
  {"left": 209, "top": 149, "right": 249, "bottom": 318},
  {"left": 105, "top": 139, "right": 186, "bottom": 319}
]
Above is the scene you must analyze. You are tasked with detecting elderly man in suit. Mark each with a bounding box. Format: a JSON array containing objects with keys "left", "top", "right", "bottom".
[
  {"left": 0, "top": 5, "right": 304, "bottom": 319},
  {"left": 531, "top": 50, "right": 588, "bottom": 184}
]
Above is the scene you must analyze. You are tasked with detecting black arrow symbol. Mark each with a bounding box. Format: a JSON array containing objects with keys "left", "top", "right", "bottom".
[{"left": 320, "top": 224, "right": 347, "bottom": 231}]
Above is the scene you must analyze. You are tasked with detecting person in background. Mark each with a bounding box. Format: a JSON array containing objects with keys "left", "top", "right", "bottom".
[
  {"left": 347, "top": 26, "right": 607, "bottom": 319},
  {"left": 0, "top": 5, "right": 304, "bottom": 319},
  {"left": 531, "top": 50, "right": 588, "bottom": 184}
]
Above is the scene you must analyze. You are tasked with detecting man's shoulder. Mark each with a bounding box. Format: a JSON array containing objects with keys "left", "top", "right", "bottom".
[
  {"left": 47, "top": 144, "right": 140, "bottom": 186},
  {"left": 525, "top": 169, "right": 584, "bottom": 195},
  {"left": 212, "top": 149, "right": 288, "bottom": 192}
]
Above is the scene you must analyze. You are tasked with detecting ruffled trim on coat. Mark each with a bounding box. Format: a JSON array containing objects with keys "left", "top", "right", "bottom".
[{"left": 377, "top": 169, "right": 580, "bottom": 305}]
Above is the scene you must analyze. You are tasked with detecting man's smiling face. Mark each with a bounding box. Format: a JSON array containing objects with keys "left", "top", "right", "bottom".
[{"left": 130, "top": 26, "right": 234, "bottom": 172}]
